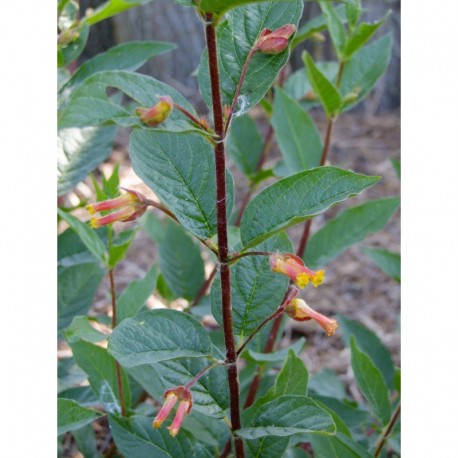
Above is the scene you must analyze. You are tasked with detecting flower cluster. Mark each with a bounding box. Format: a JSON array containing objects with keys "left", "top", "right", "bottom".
[
  {"left": 87, "top": 188, "right": 148, "bottom": 228},
  {"left": 153, "top": 386, "right": 193, "bottom": 437}
]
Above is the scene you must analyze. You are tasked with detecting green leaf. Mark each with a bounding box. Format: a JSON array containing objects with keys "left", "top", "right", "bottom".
[
  {"left": 58, "top": 263, "right": 105, "bottom": 331},
  {"left": 57, "top": 126, "right": 117, "bottom": 196},
  {"left": 82, "top": 0, "right": 156, "bottom": 26},
  {"left": 309, "top": 432, "right": 374, "bottom": 458},
  {"left": 340, "top": 316, "right": 395, "bottom": 389},
  {"left": 344, "top": 17, "right": 387, "bottom": 60},
  {"left": 319, "top": 0, "right": 346, "bottom": 59},
  {"left": 58, "top": 357, "right": 89, "bottom": 393},
  {"left": 72, "top": 424, "right": 101, "bottom": 458},
  {"left": 284, "top": 62, "right": 339, "bottom": 112},
  {"left": 305, "top": 197, "right": 400, "bottom": 268},
  {"left": 59, "top": 386, "right": 99, "bottom": 408},
  {"left": 211, "top": 232, "right": 292, "bottom": 336},
  {"left": 293, "top": 4, "right": 347, "bottom": 46},
  {"left": 59, "top": 23, "right": 90, "bottom": 67},
  {"left": 108, "top": 309, "right": 213, "bottom": 367},
  {"left": 59, "top": 71, "right": 206, "bottom": 136},
  {"left": 263, "top": 349, "right": 309, "bottom": 401},
  {"left": 391, "top": 158, "right": 401, "bottom": 179},
  {"left": 303, "top": 52, "right": 342, "bottom": 118},
  {"left": 128, "top": 357, "right": 229, "bottom": 418},
  {"left": 244, "top": 337, "right": 305, "bottom": 364},
  {"left": 311, "top": 395, "right": 369, "bottom": 429},
  {"left": 227, "top": 114, "right": 263, "bottom": 176},
  {"left": 237, "top": 395, "right": 335, "bottom": 439},
  {"left": 108, "top": 229, "right": 137, "bottom": 268},
  {"left": 345, "top": 0, "right": 362, "bottom": 32},
  {"left": 182, "top": 411, "right": 230, "bottom": 448},
  {"left": 363, "top": 247, "right": 400, "bottom": 283},
  {"left": 245, "top": 436, "right": 290, "bottom": 458},
  {"left": 58, "top": 208, "right": 108, "bottom": 265},
  {"left": 117, "top": 264, "right": 159, "bottom": 323},
  {"left": 308, "top": 368, "right": 347, "bottom": 401},
  {"left": 158, "top": 220, "right": 205, "bottom": 301},
  {"left": 108, "top": 414, "right": 199, "bottom": 458},
  {"left": 59, "top": 226, "right": 106, "bottom": 267},
  {"left": 272, "top": 88, "right": 322, "bottom": 173},
  {"left": 61, "top": 41, "right": 175, "bottom": 93},
  {"left": 198, "top": 1, "right": 303, "bottom": 116},
  {"left": 65, "top": 316, "right": 108, "bottom": 344},
  {"left": 68, "top": 339, "right": 132, "bottom": 412},
  {"left": 130, "top": 129, "right": 234, "bottom": 240},
  {"left": 57, "top": 398, "right": 104, "bottom": 436},
  {"left": 240, "top": 166, "right": 380, "bottom": 249},
  {"left": 199, "top": 0, "right": 302, "bottom": 17},
  {"left": 350, "top": 337, "right": 391, "bottom": 425},
  {"left": 340, "top": 34, "right": 392, "bottom": 110}
]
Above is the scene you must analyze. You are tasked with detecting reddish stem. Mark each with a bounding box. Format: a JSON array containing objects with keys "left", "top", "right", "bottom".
[
  {"left": 191, "top": 265, "right": 217, "bottom": 307},
  {"left": 205, "top": 14, "right": 245, "bottom": 458},
  {"left": 173, "top": 103, "right": 215, "bottom": 134},
  {"left": 374, "top": 403, "right": 401, "bottom": 457}
]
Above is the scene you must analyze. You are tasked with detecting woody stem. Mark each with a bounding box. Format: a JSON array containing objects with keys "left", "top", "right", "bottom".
[{"left": 205, "top": 14, "right": 245, "bottom": 458}]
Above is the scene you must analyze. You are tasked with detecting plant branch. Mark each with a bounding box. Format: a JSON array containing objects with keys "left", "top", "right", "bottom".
[
  {"left": 173, "top": 103, "right": 215, "bottom": 135},
  {"left": 184, "top": 361, "right": 222, "bottom": 389},
  {"left": 225, "top": 48, "right": 256, "bottom": 134},
  {"left": 144, "top": 199, "right": 178, "bottom": 221},
  {"left": 374, "top": 403, "right": 401, "bottom": 458},
  {"left": 205, "top": 14, "right": 245, "bottom": 458},
  {"left": 229, "top": 251, "right": 273, "bottom": 265},
  {"left": 234, "top": 125, "right": 274, "bottom": 226},
  {"left": 190, "top": 265, "right": 218, "bottom": 307},
  {"left": 108, "top": 269, "right": 126, "bottom": 417}
]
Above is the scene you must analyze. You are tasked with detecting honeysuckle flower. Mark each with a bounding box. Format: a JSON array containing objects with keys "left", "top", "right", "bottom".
[
  {"left": 135, "top": 95, "right": 173, "bottom": 127},
  {"left": 87, "top": 188, "right": 148, "bottom": 228},
  {"left": 285, "top": 298, "right": 338, "bottom": 336},
  {"left": 254, "top": 24, "right": 296, "bottom": 54},
  {"left": 153, "top": 386, "right": 193, "bottom": 437},
  {"left": 270, "top": 253, "right": 325, "bottom": 289}
]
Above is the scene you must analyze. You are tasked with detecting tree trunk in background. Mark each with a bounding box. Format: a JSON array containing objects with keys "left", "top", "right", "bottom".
[
  {"left": 81, "top": 0, "right": 399, "bottom": 112},
  {"left": 112, "top": 0, "right": 206, "bottom": 107}
]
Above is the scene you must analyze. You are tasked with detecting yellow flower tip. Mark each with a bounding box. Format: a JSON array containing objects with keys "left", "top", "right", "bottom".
[
  {"left": 325, "top": 319, "right": 338, "bottom": 337},
  {"left": 312, "top": 270, "right": 325, "bottom": 287},
  {"left": 86, "top": 204, "right": 96, "bottom": 215},
  {"left": 167, "top": 426, "right": 179, "bottom": 437},
  {"left": 89, "top": 218, "right": 100, "bottom": 229},
  {"left": 152, "top": 419, "right": 162, "bottom": 429},
  {"left": 295, "top": 273, "right": 310, "bottom": 289}
]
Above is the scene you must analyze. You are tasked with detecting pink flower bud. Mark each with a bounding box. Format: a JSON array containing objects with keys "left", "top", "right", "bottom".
[
  {"left": 254, "top": 24, "right": 296, "bottom": 54},
  {"left": 153, "top": 386, "right": 193, "bottom": 437},
  {"left": 87, "top": 187, "right": 148, "bottom": 228},
  {"left": 270, "top": 253, "right": 325, "bottom": 289},
  {"left": 285, "top": 299, "right": 338, "bottom": 336},
  {"left": 135, "top": 96, "right": 173, "bottom": 127}
]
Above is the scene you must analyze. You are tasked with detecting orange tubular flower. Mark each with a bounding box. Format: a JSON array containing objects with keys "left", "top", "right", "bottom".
[
  {"left": 254, "top": 24, "right": 296, "bottom": 54},
  {"left": 153, "top": 386, "right": 193, "bottom": 437},
  {"left": 285, "top": 298, "right": 338, "bottom": 336},
  {"left": 135, "top": 95, "right": 173, "bottom": 127},
  {"left": 87, "top": 188, "right": 148, "bottom": 228},
  {"left": 270, "top": 253, "right": 325, "bottom": 289}
]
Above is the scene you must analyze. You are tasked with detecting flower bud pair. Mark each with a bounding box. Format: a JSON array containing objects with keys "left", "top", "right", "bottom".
[
  {"left": 270, "top": 253, "right": 325, "bottom": 289},
  {"left": 254, "top": 24, "right": 296, "bottom": 54},
  {"left": 153, "top": 386, "right": 193, "bottom": 437},
  {"left": 87, "top": 188, "right": 148, "bottom": 228},
  {"left": 135, "top": 96, "right": 173, "bottom": 127}
]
